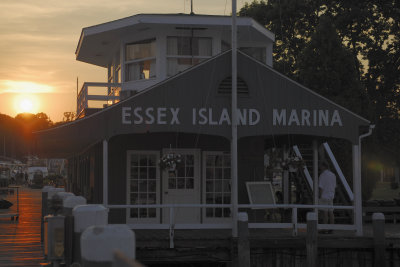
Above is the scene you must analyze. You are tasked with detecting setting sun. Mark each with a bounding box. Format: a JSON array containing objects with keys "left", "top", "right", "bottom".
[{"left": 13, "top": 95, "right": 39, "bottom": 114}]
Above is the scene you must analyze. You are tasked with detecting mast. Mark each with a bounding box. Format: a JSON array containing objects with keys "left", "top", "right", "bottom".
[{"left": 231, "top": 0, "right": 238, "bottom": 238}]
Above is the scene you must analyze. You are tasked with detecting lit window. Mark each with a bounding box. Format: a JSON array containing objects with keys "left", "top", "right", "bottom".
[
  {"left": 125, "top": 39, "right": 156, "bottom": 81},
  {"left": 167, "top": 36, "right": 212, "bottom": 76}
]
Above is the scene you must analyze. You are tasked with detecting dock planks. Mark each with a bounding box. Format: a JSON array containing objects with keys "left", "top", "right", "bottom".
[{"left": 0, "top": 187, "right": 45, "bottom": 266}]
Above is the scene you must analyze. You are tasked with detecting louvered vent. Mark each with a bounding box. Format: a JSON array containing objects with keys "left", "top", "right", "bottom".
[{"left": 218, "top": 76, "right": 249, "bottom": 96}]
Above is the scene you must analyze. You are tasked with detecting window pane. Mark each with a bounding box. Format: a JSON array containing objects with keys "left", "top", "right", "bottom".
[
  {"left": 130, "top": 167, "right": 138, "bottom": 179},
  {"left": 168, "top": 178, "right": 176, "bottom": 189},
  {"left": 130, "top": 208, "right": 138, "bottom": 218},
  {"left": 148, "top": 155, "right": 156, "bottom": 166},
  {"left": 148, "top": 193, "right": 156, "bottom": 204},
  {"left": 186, "top": 167, "right": 194, "bottom": 178},
  {"left": 130, "top": 180, "right": 138, "bottom": 192},
  {"left": 206, "top": 208, "right": 214, "bottom": 217},
  {"left": 167, "top": 37, "right": 211, "bottom": 56},
  {"left": 139, "top": 167, "right": 147, "bottom": 179},
  {"left": 139, "top": 156, "right": 147, "bottom": 166},
  {"left": 139, "top": 181, "right": 147, "bottom": 192},
  {"left": 186, "top": 155, "right": 194, "bottom": 165},
  {"left": 139, "top": 208, "right": 147, "bottom": 218},
  {"left": 148, "top": 167, "right": 156, "bottom": 179},
  {"left": 206, "top": 180, "right": 213, "bottom": 192},
  {"left": 131, "top": 155, "right": 139, "bottom": 166},
  {"left": 148, "top": 180, "right": 156, "bottom": 192},
  {"left": 215, "top": 180, "right": 222, "bottom": 192},
  {"left": 206, "top": 168, "right": 214, "bottom": 180},
  {"left": 186, "top": 178, "right": 194, "bottom": 189},
  {"left": 126, "top": 60, "right": 156, "bottom": 81},
  {"left": 148, "top": 208, "right": 156, "bottom": 218},
  {"left": 126, "top": 39, "right": 156, "bottom": 61},
  {"left": 177, "top": 178, "right": 185, "bottom": 189}
]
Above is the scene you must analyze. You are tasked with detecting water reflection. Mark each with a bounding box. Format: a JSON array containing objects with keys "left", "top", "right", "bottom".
[{"left": 0, "top": 187, "right": 45, "bottom": 266}]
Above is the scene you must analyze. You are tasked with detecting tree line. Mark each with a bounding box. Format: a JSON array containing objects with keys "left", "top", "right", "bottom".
[
  {"left": 240, "top": 0, "right": 400, "bottom": 165},
  {"left": 0, "top": 112, "right": 75, "bottom": 161}
]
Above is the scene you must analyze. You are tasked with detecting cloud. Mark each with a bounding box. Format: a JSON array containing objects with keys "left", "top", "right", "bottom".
[{"left": 0, "top": 80, "right": 54, "bottom": 94}]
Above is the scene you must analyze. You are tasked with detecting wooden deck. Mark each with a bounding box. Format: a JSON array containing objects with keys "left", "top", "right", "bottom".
[{"left": 0, "top": 187, "right": 46, "bottom": 266}]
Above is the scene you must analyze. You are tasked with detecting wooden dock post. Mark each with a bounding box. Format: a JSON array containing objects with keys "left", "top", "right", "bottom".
[
  {"left": 237, "top": 212, "right": 250, "bottom": 267},
  {"left": 306, "top": 212, "right": 318, "bottom": 267},
  {"left": 373, "top": 212, "right": 386, "bottom": 267}
]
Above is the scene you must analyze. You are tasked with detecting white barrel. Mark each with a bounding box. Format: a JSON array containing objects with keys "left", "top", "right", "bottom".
[
  {"left": 81, "top": 225, "right": 135, "bottom": 264},
  {"left": 47, "top": 188, "right": 65, "bottom": 199},
  {"left": 63, "top": 196, "right": 86, "bottom": 209},
  {"left": 72, "top": 205, "right": 108, "bottom": 233}
]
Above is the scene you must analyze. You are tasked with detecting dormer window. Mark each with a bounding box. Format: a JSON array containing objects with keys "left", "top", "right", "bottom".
[
  {"left": 125, "top": 39, "right": 156, "bottom": 81},
  {"left": 167, "top": 36, "right": 212, "bottom": 76}
]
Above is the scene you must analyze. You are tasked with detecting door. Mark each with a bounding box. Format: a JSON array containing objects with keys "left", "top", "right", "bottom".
[
  {"left": 126, "top": 151, "right": 160, "bottom": 224},
  {"left": 162, "top": 149, "right": 200, "bottom": 224},
  {"left": 203, "top": 151, "right": 232, "bottom": 223}
]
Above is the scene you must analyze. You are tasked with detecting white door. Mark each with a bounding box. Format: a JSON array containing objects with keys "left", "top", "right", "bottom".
[{"left": 162, "top": 149, "right": 200, "bottom": 224}]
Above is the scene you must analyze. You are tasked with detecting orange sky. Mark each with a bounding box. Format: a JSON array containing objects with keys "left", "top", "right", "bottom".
[{"left": 0, "top": 0, "right": 245, "bottom": 122}]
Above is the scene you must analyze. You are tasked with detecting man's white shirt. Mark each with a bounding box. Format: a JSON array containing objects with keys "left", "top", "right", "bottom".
[{"left": 319, "top": 170, "right": 336, "bottom": 200}]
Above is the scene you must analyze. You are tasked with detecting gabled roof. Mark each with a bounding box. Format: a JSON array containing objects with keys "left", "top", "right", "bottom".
[
  {"left": 76, "top": 13, "right": 275, "bottom": 67},
  {"left": 35, "top": 51, "right": 369, "bottom": 158}
]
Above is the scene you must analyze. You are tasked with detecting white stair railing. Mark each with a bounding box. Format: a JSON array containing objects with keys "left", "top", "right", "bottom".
[
  {"left": 293, "top": 145, "right": 313, "bottom": 190},
  {"left": 323, "top": 142, "right": 354, "bottom": 201}
]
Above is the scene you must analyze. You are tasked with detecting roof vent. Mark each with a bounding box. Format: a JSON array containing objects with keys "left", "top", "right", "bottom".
[{"left": 218, "top": 76, "right": 249, "bottom": 96}]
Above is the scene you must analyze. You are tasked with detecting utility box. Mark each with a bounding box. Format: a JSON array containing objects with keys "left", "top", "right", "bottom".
[{"left": 44, "top": 215, "right": 65, "bottom": 261}]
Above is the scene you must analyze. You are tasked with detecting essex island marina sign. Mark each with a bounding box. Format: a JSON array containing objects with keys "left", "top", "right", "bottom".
[{"left": 121, "top": 107, "right": 343, "bottom": 127}]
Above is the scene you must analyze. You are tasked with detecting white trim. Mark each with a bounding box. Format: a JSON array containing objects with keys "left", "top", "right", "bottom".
[
  {"left": 126, "top": 150, "right": 160, "bottom": 224},
  {"left": 81, "top": 14, "right": 275, "bottom": 41}
]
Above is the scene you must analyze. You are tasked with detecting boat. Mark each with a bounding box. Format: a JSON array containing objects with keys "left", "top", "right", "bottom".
[{"left": 0, "top": 199, "right": 13, "bottom": 209}]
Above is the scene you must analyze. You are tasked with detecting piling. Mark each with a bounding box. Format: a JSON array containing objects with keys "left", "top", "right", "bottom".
[
  {"left": 373, "top": 212, "right": 385, "bottom": 267},
  {"left": 306, "top": 212, "right": 318, "bottom": 267},
  {"left": 237, "top": 212, "right": 250, "bottom": 267}
]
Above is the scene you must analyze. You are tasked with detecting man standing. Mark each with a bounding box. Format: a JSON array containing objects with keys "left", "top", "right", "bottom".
[{"left": 319, "top": 161, "right": 336, "bottom": 229}]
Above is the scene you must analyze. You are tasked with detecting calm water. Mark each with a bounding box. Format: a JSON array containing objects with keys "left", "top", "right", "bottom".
[{"left": 0, "top": 187, "right": 46, "bottom": 266}]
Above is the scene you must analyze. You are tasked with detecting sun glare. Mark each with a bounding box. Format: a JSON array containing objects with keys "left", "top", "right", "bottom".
[{"left": 14, "top": 95, "right": 39, "bottom": 114}]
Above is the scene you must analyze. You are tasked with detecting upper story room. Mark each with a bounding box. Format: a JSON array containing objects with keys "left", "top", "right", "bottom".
[{"left": 76, "top": 13, "right": 275, "bottom": 117}]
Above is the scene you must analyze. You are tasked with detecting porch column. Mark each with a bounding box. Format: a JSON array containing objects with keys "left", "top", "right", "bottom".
[
  {"left": 353, "top": 144, "right": 362, "bottom": 236},
  {"left": 313, "top": 140, "right": 319, "bottom": 214},
  {"left": 103, "top": 139, "right": 108, "bottom": 206}
]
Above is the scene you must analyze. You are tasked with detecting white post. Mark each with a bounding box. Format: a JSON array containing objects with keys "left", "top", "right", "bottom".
[
  {"left": 313, "top": 140, "right": 319, "bottom": 214},
  {"left": 231, "top": 0, "right": 238, "bottom": 238},
  {"left": 103, "top": 139, "right": 108, "bottom": 206},
  {"left": 353, "top": 144, "right": 363, "bottom": 236}
]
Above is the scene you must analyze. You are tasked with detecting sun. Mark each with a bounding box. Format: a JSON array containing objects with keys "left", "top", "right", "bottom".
[
  {"left": 19, "top": 98, "right": 34, "bottom": 112},
  {"left": 14, "top": 95, "right": 39, "bottom": 114}
]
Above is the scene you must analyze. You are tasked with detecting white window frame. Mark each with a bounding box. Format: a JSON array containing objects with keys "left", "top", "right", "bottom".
[
  {"left": 202, "top": 151, "right": 232, "bottom": 224},
  {"left": 125, "top": 39, "right": 157, "bottom": 82},
  {"left": 126, "top": 150, "right": 160, "bottom": 224}
]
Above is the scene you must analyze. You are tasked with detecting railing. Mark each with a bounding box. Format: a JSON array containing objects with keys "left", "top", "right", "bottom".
[
  {"left": 107, "top": 203, "right": 355, "bottom": 248},
  {"left": 77, "top": 82, "right": 121, "bottom": 117}
]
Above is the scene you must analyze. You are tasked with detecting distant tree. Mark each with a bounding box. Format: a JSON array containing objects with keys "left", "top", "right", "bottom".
[
  {"left": 63, "top": 112, "right": 76, "bottom": 122},
  {"left": 296, "top": 15, "right": 364, "bottom": 114},
  {"left": 239, "top": 0, "right": 322, "bottom": 78}
]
